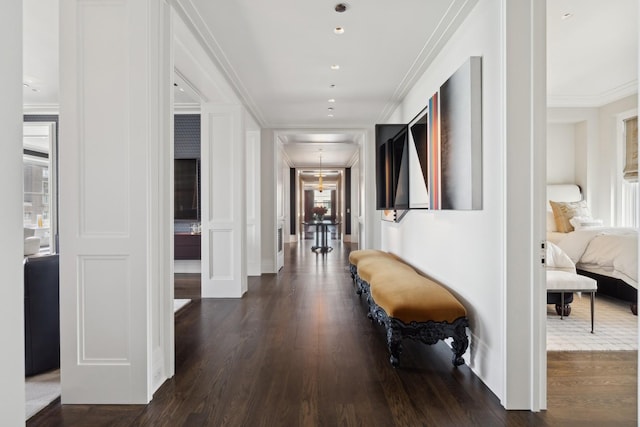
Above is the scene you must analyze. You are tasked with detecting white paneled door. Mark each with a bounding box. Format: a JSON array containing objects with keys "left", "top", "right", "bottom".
[
  {"left": 200, "top": 104, "right": 247, "bottom": 297},
  {"left": 59, "top": 0, "right": 173, "bottom": 404}
]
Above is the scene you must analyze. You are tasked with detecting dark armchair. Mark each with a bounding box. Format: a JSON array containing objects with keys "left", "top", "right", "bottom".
[{"left": 24, "top": 254, "right": 60, "bottom": 377}]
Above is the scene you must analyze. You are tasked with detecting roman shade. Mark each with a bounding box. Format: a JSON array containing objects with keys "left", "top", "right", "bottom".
[{"left": 623, "top": 116, "right": 638, "bottom": 182}]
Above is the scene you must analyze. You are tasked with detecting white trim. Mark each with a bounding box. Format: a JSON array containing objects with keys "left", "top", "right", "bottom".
[
  {"left": 0, "top": 0, "right": 26, "bottom": 422},
  {"left": 23, "top": 104, "right": 60, "bottom": 115},
  {"left": 376, "top": 0, "right": 480, "bottom": 124},
  {"left": 548, "top": 80, "right": 638, "bottom": 108},
  {"left": 174, "top": 103, "right": 201, "bottom": 113},
  {"left": 173, "top": 0, "right": 266, "bottom": 126}
]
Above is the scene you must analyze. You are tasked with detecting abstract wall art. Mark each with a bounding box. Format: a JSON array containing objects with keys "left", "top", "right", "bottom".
[
  {"left": 437, "top": 56, "right": 482, "bottom": 210},
  {"left": 376, "top": 56, "right": 482, "bottom": 216},
  {"left": 407, "top": 56, "right": 482, "bottom": 211}
]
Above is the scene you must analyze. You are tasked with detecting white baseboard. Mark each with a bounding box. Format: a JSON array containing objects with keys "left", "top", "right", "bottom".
[
  {"left": 261, "top": 259, "right": 276, "bottom": 274},
  {"left": 174, "top": 260, "right": 201, "bottom": 274}
]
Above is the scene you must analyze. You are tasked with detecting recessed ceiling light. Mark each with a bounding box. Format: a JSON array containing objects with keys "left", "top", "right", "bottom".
[
  {"left": 328, "top": 98, "right": 335, "bottom": 103},
  {"left": 561, "top": 12, "right": 573, "bottom": 20},
  {"left": 328, "top": 107, "right": 334, "bottom": 111},
  {"left": 328, "top": 114, "right": 334, "bottom": 117},
  {"left": 31, "top": 88, "right": 39, "bottom": 92},
  {"left": 334, "top": 27, "right": 345, "bottom": 35},
  {"left": 179, "top": 87, "right": 185, "bottom": 92},
  {"left": 330, "top": 64, "right": 340, "bottom": 70},
  {"left": 329, "top": 84, "right": 336, "bottom": 88},
  {"left": 23, "top": 83, "right": 29, "bottom": 88},
  {"left": 335, "top": 3, "right": 347, "bottom": 13}
]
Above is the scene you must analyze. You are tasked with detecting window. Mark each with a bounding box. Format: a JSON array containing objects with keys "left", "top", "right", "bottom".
[
  {"left": 23, "top": 121, "right": 57, "bottom": 252},
  {"left": 314, "top": 190, "right": 332, "bottom": 217},
  {"left": 23, "top": 155, "right": 50, "bottom": 227},
  {"left": 617, "top": 113, "right": 638, "bottom": 227}
]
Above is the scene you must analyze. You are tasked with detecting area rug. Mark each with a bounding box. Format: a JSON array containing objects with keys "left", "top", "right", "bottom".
[
  {"left": 547, "top": 293, "right": 638, "bottom": 351},
  {"left": 26, "top": 369, "right": 60, "bottom": 420}
]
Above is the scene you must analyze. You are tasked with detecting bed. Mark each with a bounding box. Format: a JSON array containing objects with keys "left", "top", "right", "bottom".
[{"left": 546, "top": 184, "right": 638, "bottom": 314}]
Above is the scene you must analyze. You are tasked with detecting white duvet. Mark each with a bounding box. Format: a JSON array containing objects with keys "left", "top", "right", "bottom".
[{"left": 553, "top": 227, "right": 638, "bottom": 288}]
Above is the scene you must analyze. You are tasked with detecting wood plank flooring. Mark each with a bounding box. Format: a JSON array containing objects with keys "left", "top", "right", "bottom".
[
  {"left": 28, "top": 241, "right": 637, "bottom": 426},
  {"left": 175, "top": 273, "right": 201, "bottom": 300}
]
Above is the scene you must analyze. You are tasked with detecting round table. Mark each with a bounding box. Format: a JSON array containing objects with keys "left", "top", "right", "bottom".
[{"left": 303, "top": 220, "right": 339, "bottom": 253}]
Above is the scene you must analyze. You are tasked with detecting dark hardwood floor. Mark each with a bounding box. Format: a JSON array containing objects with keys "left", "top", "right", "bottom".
[
  {"left": 29, "top": 240, "right": 637, "bottom": 426},
  {"left": 175, "top": 273, "right": 201, "bottom": 300}
]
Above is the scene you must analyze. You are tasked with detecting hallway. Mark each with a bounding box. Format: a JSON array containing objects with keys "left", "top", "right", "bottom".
[{"left": 28, "top": 241, "right": 635, "bottom": 426}]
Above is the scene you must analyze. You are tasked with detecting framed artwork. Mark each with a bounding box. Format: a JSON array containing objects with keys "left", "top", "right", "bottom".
[
  {"left": 425, "top": 56, "right": 482, "bottom": 210},
  {"left": 408, "top": 107, "right": 429, "bottom": 209}
]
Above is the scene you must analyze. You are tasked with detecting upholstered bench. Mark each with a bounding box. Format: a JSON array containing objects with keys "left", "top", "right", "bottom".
[
  {"left": 547, "top": 270, "right": 597, "bottom": 333},
  {"left": 348, "top": 250, "right": 469, "bottom": 367}
]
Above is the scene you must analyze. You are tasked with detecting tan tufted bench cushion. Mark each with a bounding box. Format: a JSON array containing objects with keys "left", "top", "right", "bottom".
[
  {"left": 348, "top": 249, "right": 469, "bottom": 367},
  {"left": 370, "top": 270, "right": 467, "bottom": 324},
  {"left": 357, "top": 256, "right": 414, "bottom": 284},
  {"left": 348, "top": 249, "right": 388, "bottom": 266}
]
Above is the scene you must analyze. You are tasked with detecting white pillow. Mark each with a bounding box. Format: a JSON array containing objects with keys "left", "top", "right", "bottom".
[
  {"left": 549, "top": 200, "right": 593, "bottom": 233},
  {"left": 546, "top": 242, "right": 575, "bottom": 273},
  {"left": 569, "top": 216, "right": 603, "bottom": 231}
]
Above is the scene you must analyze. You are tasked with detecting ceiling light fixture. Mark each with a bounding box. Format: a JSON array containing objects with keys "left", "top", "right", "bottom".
[
  {"left": 328, "top": 114, "right": 334, "bottom": 118},
  {"left": 561, "top": 12, "right": 573, "bottom": 20},
  {"left": 23, "top": 83, "right": 29, "bottom": 88},
  {"left": 328, "top": 98, "right": 335, "bottom": 103},
  {"left": 331, "top": 64, "right": 340, "bottom": 70},
  {"left": 328, "top": 107, "right": 334, "bottom": 111},
  {"left": 329, "top": 84, "right": 336, "bottom": 88},
  {"left": 334, "top": 26, "right": 345, "bottom": 35},
  {"left": 335, "top": 3, "right": 347, "bottom": 13}
]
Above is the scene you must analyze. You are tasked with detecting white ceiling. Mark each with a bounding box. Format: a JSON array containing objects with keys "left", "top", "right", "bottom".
[
  {"left": 23, "top": 0, "right": 638, "bottom": 168},
  {"left": 547, "top": 0, "right": 638, "bottom": 107}
]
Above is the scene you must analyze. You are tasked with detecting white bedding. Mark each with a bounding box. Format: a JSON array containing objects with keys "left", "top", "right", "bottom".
[{"left": 550, "top": 227, "right": 638, "bottom": 289}]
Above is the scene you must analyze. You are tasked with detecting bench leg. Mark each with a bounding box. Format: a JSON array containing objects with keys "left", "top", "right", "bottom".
[
  {"left": 450, "top": 320, "right": 469, "bottom": 367},
  {"left": 355, "top": 277, "right": 363, "bottom": 295},
  {"left": 590, "top": 291, "right": 594, "bottom": 333},
  {"left": 386, "top": 326, "right": 403, "bottom": 368}
]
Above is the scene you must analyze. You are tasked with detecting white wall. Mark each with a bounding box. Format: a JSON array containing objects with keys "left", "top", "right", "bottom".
[
  {"left": 0, "top": 0, "right": 26, "bottom": 422},
  {"left": 246, "top": 128, "right": 261, "bottom": 276},
  {"left": 350, "top": 159, "right": 360, "bottom": 244},
  {"left": 59, "top": 0, "right": 173, "bottom": 403},
  {"left": 547, "top": 93, "right": 638, "bottom": 224},
  {"left": 380, "top": 0, "right": 546, "bottom": 408},
  {"left": 382, "top": 0, "right": 505, "bottom": 399},
  {"left": 597, "top": 95, "right": 638, "bottom": 225},
  {"left": 261, "top": 129, "right": 276, "bottom": 273},
  {"left": 547, "top": 124, "right": 575, "bottom": 183},
  {"left": 362, "top": 128, "right": 378, "bottom": 250}
]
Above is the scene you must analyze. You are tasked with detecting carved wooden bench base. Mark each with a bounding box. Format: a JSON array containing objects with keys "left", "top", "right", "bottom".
[{"left": 351, "top": 264, "right": 469, "bottom": 367}]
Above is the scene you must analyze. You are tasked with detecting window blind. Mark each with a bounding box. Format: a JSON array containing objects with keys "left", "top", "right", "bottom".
[{"left": 623, "top": 116, "right": 638, "bottom": 182}]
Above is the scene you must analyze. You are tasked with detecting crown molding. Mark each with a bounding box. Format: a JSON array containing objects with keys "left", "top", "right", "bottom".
[
  {"left": 376, "top": 0, "right": 478, "bottom": 123},
  {"left": 547, "top": 80, "right": 638, "bottom": 108},
  {"left": 23, "top": 104, "right": 59, "bottom": 115},
  {"left": 347, "top": 149, "right": 360, "bottom": 168},
  {"left": 174, "top": 103, "right": 201, "bottom": 114},
  {"left": 173, "top": 0, "right": 268, "bottom": 127}
]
